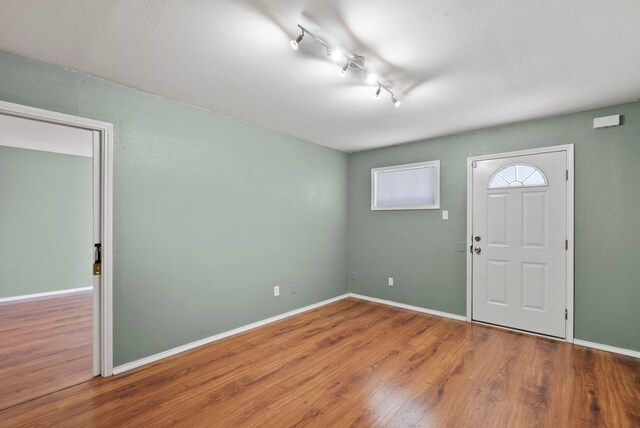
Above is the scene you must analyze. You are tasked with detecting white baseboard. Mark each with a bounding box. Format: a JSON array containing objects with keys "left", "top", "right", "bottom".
[
  {"left": 350, "top": 294, "right": 639, "bottom": 359},
  {"left": 573, "top": 339, "right": 640, "bottom": 359},
  {"left": 0, "top": 286, "right": 92, "bottom": 303},
  {"left": 349, "top": 293, "right": 467, "bottom": 321},
  {"left": 112, "top": 291, "right": 638, "bottom": 376},
  {"left": 113, "top": 293, "right": 350, "bottom": 375}
]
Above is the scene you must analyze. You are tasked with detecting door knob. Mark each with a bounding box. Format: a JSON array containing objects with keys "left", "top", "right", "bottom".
[{"left": 474, "top": 247, "right": 481, "bottom": 255}]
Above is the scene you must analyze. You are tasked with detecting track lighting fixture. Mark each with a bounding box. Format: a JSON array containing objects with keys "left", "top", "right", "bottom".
[
  {"left": 290, "top": 24, "right": 401, "bottom": 107},
  {"left": 290, "top": 30, "right": 304, "bottom": 50},
  {"left": 340, "top": 61, "right": 350, "bottom": 75}
]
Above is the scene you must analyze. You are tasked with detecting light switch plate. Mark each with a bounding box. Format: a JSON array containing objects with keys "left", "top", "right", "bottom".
[
  {"left": 388, "top": 277, "right": 394, "bottom": 286},
  {"left": 442, "top": 210, "right": 449, "bottom": 220},
  {"left": 274, "top": 286, "right": 280, "bottom": 297}
]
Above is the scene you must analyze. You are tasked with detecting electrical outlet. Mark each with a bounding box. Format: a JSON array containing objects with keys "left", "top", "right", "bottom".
[
  {"left": 274, "top": 286, "right": 280, "bottom": 297},
  {"left": 291, "top": 284, "right": 297, "bottom": 294},
  {"left": 388, "top": 277, "right": 394, "bottom": 286}
]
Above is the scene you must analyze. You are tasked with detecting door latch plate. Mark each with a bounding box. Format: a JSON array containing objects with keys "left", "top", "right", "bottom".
[{"left": 93, "top": 243, "right": 102, "bottom": 276}]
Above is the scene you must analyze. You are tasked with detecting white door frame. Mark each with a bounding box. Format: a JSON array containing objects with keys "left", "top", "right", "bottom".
[
  {"left": 0, "top": 100, "right": 114, "bottom": 376},
  {"left": 466, "top": 144, "right": 575, "bottom": 342}
]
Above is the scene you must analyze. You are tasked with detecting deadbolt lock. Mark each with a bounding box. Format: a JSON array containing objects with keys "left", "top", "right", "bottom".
[{"left": 474, "top": 236, "right": 481, "bottom": 242}]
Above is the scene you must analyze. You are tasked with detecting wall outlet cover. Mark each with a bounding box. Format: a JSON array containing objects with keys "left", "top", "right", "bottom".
[
  {"left": 388, "top": 277, "right": 394, "bottom": 286},
  {"left": 274, "top": 286, "right": 280, "bottom": 297}
]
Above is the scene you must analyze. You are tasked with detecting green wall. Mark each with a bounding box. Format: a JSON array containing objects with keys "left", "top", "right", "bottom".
[
  {"left": 349, "top": 102, "right": 640, "bottom": 352},
  {"left": 0, "top": 146, "right": 93, "bottom": 298},
  {"left": 0, "top": 50, "right": 349, "bottom": 366},
  {"left": 1, "top": 49, "right": 638, "bottom": 364}
]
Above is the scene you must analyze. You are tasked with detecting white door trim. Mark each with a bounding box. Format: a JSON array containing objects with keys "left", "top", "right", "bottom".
[
  {"left": 466, "top": 144, "right": 574, "bottom": 342},
  {"left": 0, "top": 100, "right": 114, "bottom": 376}
]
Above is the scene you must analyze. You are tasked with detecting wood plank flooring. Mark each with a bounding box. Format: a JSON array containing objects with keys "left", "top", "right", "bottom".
[
  {"left": 1, "top": 298, "right": 638, "bottom": 427},
  {"left": 0, "top": 291, "right": 93, "bottom": 411}
]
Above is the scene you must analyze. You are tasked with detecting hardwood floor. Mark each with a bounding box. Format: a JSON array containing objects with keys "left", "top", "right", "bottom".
[
  {"left": 0, "top": 291, "right": 93, "bottom": 411},
  {"left": 1, "top": 298, "right": 638, "bottom": 427}
]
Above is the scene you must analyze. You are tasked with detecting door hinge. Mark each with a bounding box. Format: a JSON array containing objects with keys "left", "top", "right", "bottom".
[
  {"left": 565, "top": 309, "right": 568, "bottom": 320},
  {"left": 471, "top": 161, "right": 478, "bottom": 168},
  {"left": 566, "top": 170, "right": 569, "bottom": 181},
  {"left": 565, "top": 240, "right": 568, "bottom": 250}
]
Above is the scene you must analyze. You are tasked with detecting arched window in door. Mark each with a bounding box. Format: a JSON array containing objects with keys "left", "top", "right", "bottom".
[{"left": 488, "top": 163, "right": 547, "bottom": 189}]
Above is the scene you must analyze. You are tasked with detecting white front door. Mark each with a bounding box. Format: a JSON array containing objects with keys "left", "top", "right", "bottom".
[{"left": 471, "top": 150, "right": 567, "bottom": 337}]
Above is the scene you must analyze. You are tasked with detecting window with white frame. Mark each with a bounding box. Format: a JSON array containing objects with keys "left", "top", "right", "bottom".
[{"left": 371, "top": 160, "right": 440, "bottom": 210}]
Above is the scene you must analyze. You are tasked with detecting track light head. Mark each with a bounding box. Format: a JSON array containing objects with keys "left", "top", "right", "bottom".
[
  {"left": 290, "top": 32, "right": 304, "bottom": 50},
  {"left": 340, "top": 61, "right": 350, "bottom": 75},
  {"left": 392, "top": 96, "right": 401, "bottom": 107},
  {"left": 374, "top": 86, "right": 381, "bottom": 99}
]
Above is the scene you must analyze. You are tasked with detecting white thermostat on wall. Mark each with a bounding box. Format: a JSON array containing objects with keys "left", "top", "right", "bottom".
[{"left": 593, "top": 114, "right": 621, "bottom": 129}]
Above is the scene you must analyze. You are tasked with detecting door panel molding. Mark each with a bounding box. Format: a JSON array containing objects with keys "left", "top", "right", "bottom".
[
  {"left": 0, "top": 100, "right": 114, "bottom": 376},
  {"left": 466, "top": 144, "right": 574, "bottom": 342}
]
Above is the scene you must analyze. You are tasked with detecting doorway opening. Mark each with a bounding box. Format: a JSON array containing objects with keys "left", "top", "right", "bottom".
[{"left": 0, "top": 101, "right": 113, "bottom": 410}]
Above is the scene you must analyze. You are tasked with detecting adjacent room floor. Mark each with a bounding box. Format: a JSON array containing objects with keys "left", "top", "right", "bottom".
[
  {"left": 0, "top": 291, "right": 93, "bottom": 411},
  {"left": 1, "top": 298, "right": 638, "bottom": 427}
]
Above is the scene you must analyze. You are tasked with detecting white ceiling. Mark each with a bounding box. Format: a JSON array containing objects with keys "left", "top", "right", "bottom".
[
  {"left": 0, "top": 113, "right": 93, "bottom": 157},
  {"left": 1, "top": 1, "right": 639, "bottom": 152}
]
